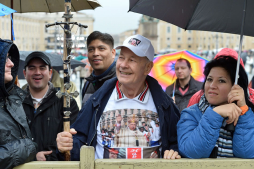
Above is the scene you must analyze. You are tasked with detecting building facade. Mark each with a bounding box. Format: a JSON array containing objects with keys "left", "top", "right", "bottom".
[
  {"left": 137, "top": 15, "right": 254, "bottom": 54},
  {"left": 0, "top": 12, "right": 94, "bottom": 52}
]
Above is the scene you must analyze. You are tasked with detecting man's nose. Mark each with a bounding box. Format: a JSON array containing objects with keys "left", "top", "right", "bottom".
[
  {"left": 93, "top": 49, "right": 99, "bottom": 56},
  {"left": 120, "top": 60, "right": 128, "bottom": 68},
  {"left": 34, "top": 68, "right": 41, "bottom": 74}
]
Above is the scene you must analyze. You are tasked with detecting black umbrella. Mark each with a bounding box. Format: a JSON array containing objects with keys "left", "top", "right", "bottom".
[
  {"left": 18, "top": 51, "right": 86, "bottom": 79},
  {"left": 129, "top": 0, "right": 251, "bottom": 84}
]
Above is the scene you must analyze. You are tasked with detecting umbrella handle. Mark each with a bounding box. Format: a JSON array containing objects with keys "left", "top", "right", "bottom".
[{"left": 234, "top": 0, "right": 247, "bottom": 85}]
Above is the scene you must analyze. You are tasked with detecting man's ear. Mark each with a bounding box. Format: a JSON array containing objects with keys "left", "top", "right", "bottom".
[
  {"left": 144, "top": 61, "right": 153, "bottom": 75},
  {"left": 23, "top": 69, "right": 26, "bottom": 79},
  {"left": 49, "top": 68, "right": 53, "bottom": 77},
  {"left": 111, "top": 49, "right": 116, "bottom": 59}
]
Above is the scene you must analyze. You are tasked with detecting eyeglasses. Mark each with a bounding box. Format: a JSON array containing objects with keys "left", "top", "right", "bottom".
[{"left": 6, "top": 56, "right": 11, "bottom": 63}]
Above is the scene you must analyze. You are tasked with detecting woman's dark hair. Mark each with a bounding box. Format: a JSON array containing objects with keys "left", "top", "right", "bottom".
[
  {"left": 203, "top": 56, "right": 254, "bottom": 109},
  {"left": 87, "top": 31, "right": 114, "bottom": 49}
]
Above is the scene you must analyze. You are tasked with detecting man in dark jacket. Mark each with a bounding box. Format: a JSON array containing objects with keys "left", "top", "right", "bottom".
[
  {"left": 81, "top": 31, "right": 116, "bottom": 106},
  {"left": 166, "top": 58, "right": 203, "bottom": 113},
  {"left": 57, "top": 35, "right": 180, "bottom": 160},
  {"left": 22, "top": 52, "right": 79, "bottom": 161},
  {"left": 0, "top": 39, "right": 36, "bottom": 169}
]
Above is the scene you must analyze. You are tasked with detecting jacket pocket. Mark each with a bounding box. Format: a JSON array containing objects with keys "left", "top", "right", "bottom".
[{"left": 0, "top": 130, "right": 11, "bottom": 145}]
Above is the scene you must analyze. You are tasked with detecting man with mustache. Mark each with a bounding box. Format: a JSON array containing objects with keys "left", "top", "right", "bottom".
[{"left": 22, "top": 52, "right": 79, "bottom": 161}]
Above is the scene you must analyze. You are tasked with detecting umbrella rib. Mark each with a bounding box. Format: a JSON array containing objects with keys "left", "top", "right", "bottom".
[
  {"left": 20, "top": 0, "right": 21, "bottom": 12},
  {"left": 184, "top": 0, "right": 201, "bottom": 30},
  {"left": 71, "top": 3, "right": 77, "bottom": 12},
  {"left": 128, "top": 0, "right": 140, "bottom": 12},
  {"left": 45, "top": 0, "right": 50, "bottom": 13},
  {"left": 86, "top": 0, "right": 95, "bottom": 10}
]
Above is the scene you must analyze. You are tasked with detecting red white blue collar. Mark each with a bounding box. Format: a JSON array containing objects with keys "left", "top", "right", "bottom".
[{"left": 115, "top": 81, "right": 150, "bottom": 103}]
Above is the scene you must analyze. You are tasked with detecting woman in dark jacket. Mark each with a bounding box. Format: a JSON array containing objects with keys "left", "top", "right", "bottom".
[{"left": 0, "top": 39, "right": 36, "bottom": 169}]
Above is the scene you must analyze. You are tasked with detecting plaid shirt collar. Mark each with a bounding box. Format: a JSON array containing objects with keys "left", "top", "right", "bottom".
[{"left": 115, "top": 81, "right": 149, "bottom": 103}]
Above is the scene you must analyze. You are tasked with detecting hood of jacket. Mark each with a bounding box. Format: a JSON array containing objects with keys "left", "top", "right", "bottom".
[
  {"left": 0, "top": 39, "right": 20, "bottom": 98},
  {"left": 214, "top": 48, "right": 244, "bottom": 68}
]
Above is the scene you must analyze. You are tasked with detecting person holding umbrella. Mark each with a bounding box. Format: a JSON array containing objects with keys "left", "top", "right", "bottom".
[
  {"left": 0, "top": 39, "right": 36, "bottom": 168},
  {"left": 177, "top": 55, "right": 254, "bottom": 158},
  {"left": 187, "top": 48, "right": 254, "bottom": 107}
]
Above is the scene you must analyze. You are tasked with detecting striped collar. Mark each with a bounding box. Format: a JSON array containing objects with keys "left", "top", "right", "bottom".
[{"left": 115, "top": 81, "right": 150, "bottom": 103}]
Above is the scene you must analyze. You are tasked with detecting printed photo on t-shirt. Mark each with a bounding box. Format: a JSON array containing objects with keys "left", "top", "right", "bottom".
[{"left": 99, "top": 108, "right": 161, "bottom": 159}]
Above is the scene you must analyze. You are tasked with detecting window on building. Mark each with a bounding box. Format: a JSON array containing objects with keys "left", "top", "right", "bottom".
[
  {"left": 188, "top": 45, "right": 191, "bottom": 48},
  {"left": 188, "top": 30, "right": 191, "bottom": 33},
  {"left": 178, "top": 37, "right": 181, "bottom": 41},
  {"left": 178, "top": 45, "right": 181, "bottom": 48},
  {"left": 167, "top": 37, "right": 170, "bottom": 40},
  {"left": 188, "top": 37, "right": 191, "bottom": 41},
  {"left": 167, "top": 45, "right": 170, "bottom": 48},
  {"left": 167, "top": 27, "right": 170, "bottom": 33},
  {"left": 178, "top": 27, "right": 181, "bottom": 33}
]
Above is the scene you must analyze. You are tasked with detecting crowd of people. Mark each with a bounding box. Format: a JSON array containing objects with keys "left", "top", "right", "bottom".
[{"left": 2, "top": 30, "right": 254, "bottom": 168}]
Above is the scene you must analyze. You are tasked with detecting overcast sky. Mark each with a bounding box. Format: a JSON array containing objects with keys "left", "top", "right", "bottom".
[{"left": 82, "top": 0, "right": 142, "bottom": 35}]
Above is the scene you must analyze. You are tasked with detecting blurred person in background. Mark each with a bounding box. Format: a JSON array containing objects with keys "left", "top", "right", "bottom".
[{"left": 166, "top": 58, "right": 203, "bottom": 113}]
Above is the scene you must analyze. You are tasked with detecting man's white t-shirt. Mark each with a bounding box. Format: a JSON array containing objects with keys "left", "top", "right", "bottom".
[{"left": 95, "top": 81, "right": 161, "bottom": 159}]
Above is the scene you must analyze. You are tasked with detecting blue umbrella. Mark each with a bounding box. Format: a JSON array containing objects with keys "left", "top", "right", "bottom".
[{"left": 0, "top": 3, "right": 16, "bottom": 40}]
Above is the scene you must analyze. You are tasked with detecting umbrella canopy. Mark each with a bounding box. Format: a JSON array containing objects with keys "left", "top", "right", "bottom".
[
  {"left": 18, "top": 51, "right": 86, "bottom": 79},
  {"left": 129, "top": 0, "right": 251, "bottom": 86},
  {"left": 0, "top": 3, "right": 16, "bottom": 40},
  {"left": 0, "top": 0, "right": 101, "bottom": 13},
  {"left": 0, "top": 2, "right": 16, "bottom": 16},
  {"left": 129, "top": 0, "right": 254, "bottom": 36},
  {"left": 149, "top": 50, "right": 209, "bottom": 91}
]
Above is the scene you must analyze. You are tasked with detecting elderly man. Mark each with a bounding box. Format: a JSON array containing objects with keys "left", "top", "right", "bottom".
[
  {"left": 0, "top": 39, "right": 36, "bottom": 168},
  {"left": 56, "top": 35, "right": 180, "bottom": 160}
]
